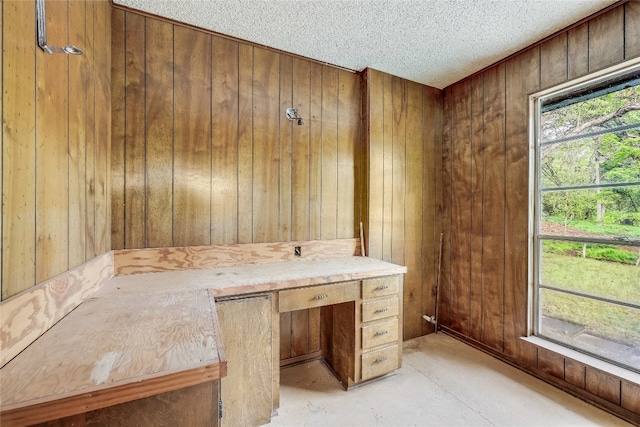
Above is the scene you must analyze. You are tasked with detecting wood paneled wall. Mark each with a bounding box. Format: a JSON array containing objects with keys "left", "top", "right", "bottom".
[
  {"left": 111, "top": 11, "right": 360, "bottom": 249},
  {"left": 441, "top": 2, "right": 640, "bottom": 422},
  {"left": 110, "top": 10, "right": 361, "bottom": 363},
  {"left": 364, "top": 69, "right": 443, "bottom": 340},
  {"left": 1, "top": 0, "right": 111, "bottom": 301}
]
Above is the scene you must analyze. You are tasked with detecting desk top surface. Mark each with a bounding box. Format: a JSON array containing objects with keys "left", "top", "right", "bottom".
[{"left": 0, "top": 255, "right": 405, "bottom": 422}]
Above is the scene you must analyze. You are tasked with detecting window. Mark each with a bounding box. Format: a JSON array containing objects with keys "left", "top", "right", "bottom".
[{"left": 531, "top": 61, "right": 640, "bottom": 373}]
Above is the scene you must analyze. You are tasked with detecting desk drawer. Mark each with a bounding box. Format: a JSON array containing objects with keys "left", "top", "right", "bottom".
[
  {"left": 361, "top": 345, "right": 399, "bottom": 381},
  {"left": 362, "top": 276, "right": 399, "bottom": 300},
  {"left": 362, "top": 319, "right": 398, "bottom": 349},
  {"left": 362, "top": 297, "right": 398, "bottom": 322},
  {"left": 279, "top": 281, "right": 358, "bottom": 312}
]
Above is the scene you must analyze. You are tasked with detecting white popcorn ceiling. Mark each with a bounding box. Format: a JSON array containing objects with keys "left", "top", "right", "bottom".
[{"left": 113, "top": 0, "right": 618, "bottom": 89}]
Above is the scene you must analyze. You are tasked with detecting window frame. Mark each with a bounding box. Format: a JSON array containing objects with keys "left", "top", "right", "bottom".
[{"left": 528, "top": 57, "right": 640, "bottom": 372}]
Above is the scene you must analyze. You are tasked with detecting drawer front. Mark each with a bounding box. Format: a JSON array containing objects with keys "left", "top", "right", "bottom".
[
  {"left": 362, "top": 276, "right": 399, "bottom": 300},
  {"left": 279, "top": 281, "right": 358, "bottom": 312},
  {"left": 362, "top": 297, "right": 399, "bottom": 323},
  {"left": 362, "top": 319, "right": 398, "bottom": 349},
  {"left": 361, "top": 345, "right": 399, "bottom": 381}
]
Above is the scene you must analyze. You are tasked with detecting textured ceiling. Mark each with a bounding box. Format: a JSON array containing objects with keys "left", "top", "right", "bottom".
[{"left": 113, "top": 0, "right": 618, "bottom": 89}]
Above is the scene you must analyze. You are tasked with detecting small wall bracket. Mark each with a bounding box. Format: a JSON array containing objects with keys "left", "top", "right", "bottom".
[{"left": 36, "top": 0, "right": 82, "bottom": 55}]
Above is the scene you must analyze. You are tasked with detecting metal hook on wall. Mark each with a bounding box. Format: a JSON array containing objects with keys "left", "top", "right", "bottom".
[{"left": 36, "top": 0, "right": 82, "bottom": 55}]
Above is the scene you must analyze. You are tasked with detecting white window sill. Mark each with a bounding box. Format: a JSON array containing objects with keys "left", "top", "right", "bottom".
[{"left": 521, "top": 336, "right": 640, "bottom": 386}]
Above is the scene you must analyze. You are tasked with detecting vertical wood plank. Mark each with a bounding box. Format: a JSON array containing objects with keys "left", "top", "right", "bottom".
[
  {"left": 621, "top": 381, "right": 640, "bottom": 414},
  {"left": 422, "top": 86, "right": 443, "bottom": 335},
  {"left": 481, "top": 64, "right": 506, "bottom": 352},
  {"left": 85, "top": 1, "right": 96, "bottom": 258},
  {"left": 211, "top": 36, "right": 239, "bottom": 245},
  {"left": 337, "top": 70, "right": 358, "bottom": 239},
  {"left": 321, "top": 66, "right": 338, "bottom": 240},
  {"left": 36, "top": 0, "right": 69, "bottom": 283},
  {"left": 585, "top": 368, "right": 621, "bottom": 405},
  {"left": 144, "top": 19, "right": 174, "bottom": 248},
  {"left": 540, "top": 33, "right": 568, "bottom": 89},
  {"left": 403, "top": 81, "right": 424, "bottom": 340},
  {"left": 625, "top": 1, "right": 640, "bottom": 59},
  {"left": 95, "top": 0, "right": 111, "bottom": 256},
  {"left": 69, "top": 0, "right": 87, "bottom": 266},
  {"left": 450, "top": 80, "right": 471, "bottom": 335},
  {"left": 291, "top": 59, "right": 311, "bottom": 241},
  {"left": 469, "top": 73, "right": 484, "bottom": 342},
  {"left": 252, "top": 47, "right": 279, "bottom": 243},
  {"left": 308, "top": 63, "right": 323, "bottom": 241},
  {"left": 111, "top": 8, "right": 125, "bottom": 250},
  {"left": 174, "top": 26, "right": 212, "bottom": 246},
  {"left": 237, "top": 43, "right": 253, "bottom": 244},
  {"left": 440, "top": 88, "right": 453, "bottom": 328},
  {"left": 279, "top": 55, "right": 293, "bottom": 242},
  {"left": 391, "top": 76, "right": 406, "bottom": 268},
  {"left": 2, "top": 0, "right": 36, "bottom": 299},
  {"left": 308, "top": 307, "right": 321, "bottom": 352},
  {"left": 504, "top": 47, "right": 539, "bottom": 363},
  {"left": 367, "top": 69, "right": 384, "bottom": 260},
  {"left": 124, "top": 13, "right": 146, "bottom": 249},
  {"left": 279, "top": 313, "right": 291, "bottom": 360},
  {"left": 588, "top": 6, "right": 624, "bottom": 72},
  {"left": 382, "top": 73, "right": 393, "bottom": 262},
  {"left": 290, "top": 309, "right": 309, "bottom": 357},
  {"left": 567, "top": 23, "right": 588, "bottom": 80},
  {"left": 565, "top": 359, "right": 586, "bottom": 389}
]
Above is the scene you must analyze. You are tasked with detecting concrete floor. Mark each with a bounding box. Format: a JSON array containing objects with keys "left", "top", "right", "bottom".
[{"left": 268, "top": 333, "right": 630, "bottom": 427}]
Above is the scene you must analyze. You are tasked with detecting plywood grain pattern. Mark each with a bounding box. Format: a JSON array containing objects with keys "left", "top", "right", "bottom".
[
  {"left": 279, "top": 55, "right": 293, "bottom": 242},
  {"left": 540, "top": 33, "right": 568, "bottom": 89},
  {"left": 564, "top": 358, "right": 586, "bottom": 389},
  {"left": 111, "top": 8, "right": 126, "bottom": 251},
  {"left": 252, "top": 48, "right": 280, "bottom": 244},
  {"left": 290, "top": 309, "right": 310, "bottom": 357},
  {"left": 321, "top": 67, "right": 339, "bottom": 240},
  {"left": 114, "top": 238, "right": 360, "bottom": 275},
  {"left": 504, "top": 47, "right": 539, "bottom": 363},
  {"left": 218, "top": 295, "right": 272, "bottom": 427},
  {"left": 291, "top": 58, "right": 311, "bottom": 241},
  {"left": 0, "top": 253, "right": 113, "bottom": 368},
  {"left": 2, "top": 0, "right": 37, "bottom": 299},
  {"left": 237, "top": 43, "right": 254, "bottom": 244},
  {"left": 124, "top": 12, "right": 147, "bottom": 249},
  {"left": 450, "top": 80, "right": 472, "bottom": 335},
  {"left": 625, "top": 1, "right": 640, "bottom": 59},
  {"left": 2, "top": 288, "right": 223, "bottom": 424},
  {"left": 279, "top": 312, "right": 292, "bottom": 360},
  {"left": 35, "top": 0, "right": 69, "bottom": 284},
  {"left": 469, "top": 74, "right": 484, "bottom": 342},
  {"left": 144, "top": 19, "right": 174, "bottom": 248},
  {"left": 480, "top": 63, "right": 506, "bottom": 352},
  {"left": 537, "top": 348, "right": 564, "bottom": 380},
  {"left": 174, "top": 27, "right": 212, "bottom": 247},
  {"left": 588, "top": 6, "right": 624, "bottom": 72},
  {"left": 211, "top": 36, "right": 239, "bottom": 244}
]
